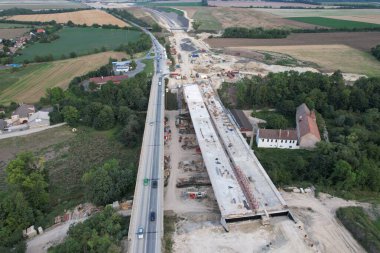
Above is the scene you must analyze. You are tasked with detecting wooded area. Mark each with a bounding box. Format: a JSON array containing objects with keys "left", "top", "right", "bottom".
[{"left": 219, "top": 71, "right": 380, "bottom": 195}]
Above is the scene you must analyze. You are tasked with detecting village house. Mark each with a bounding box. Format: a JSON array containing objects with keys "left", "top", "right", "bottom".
[
  {"left": 28, "top": 111, "right": 50, "bottom": 128},
  {"left": 112, "top": 61, "right": 131, "bottom": 75},
  {"left": 256, "top": 103, "right": 321, "bottom": 149},
  {"left": 11, "top": 104, "right": 35, "bottom": 125},
  {"left": 256, "top": 129, "right": 299, "bottom": 149}
]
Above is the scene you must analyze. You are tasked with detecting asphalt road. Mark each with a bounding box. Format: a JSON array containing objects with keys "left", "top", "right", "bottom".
[{"left": 126, "top": 21, "right": 169, "bottom": 253}]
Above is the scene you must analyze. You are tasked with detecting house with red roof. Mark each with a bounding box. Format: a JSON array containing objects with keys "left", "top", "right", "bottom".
[
  {"left": 256, "top": 103, "right": 321, "bottom": 149},
  {"left": 296, "top": 103, "right": 321, "bottom": 148},
  {"left": 89, "top": 75, "right": 128, "bottom": 86},
  {"left": 36, "top": 28, "right": 45, "bottom": 34}
]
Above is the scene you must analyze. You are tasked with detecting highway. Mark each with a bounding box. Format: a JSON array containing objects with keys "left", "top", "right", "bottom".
[{"left": 126, "top": 23, "right": 168, "bottom": 253}]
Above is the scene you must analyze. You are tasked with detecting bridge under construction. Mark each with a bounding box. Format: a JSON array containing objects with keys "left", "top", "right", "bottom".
[{"left": 183, "top": 83, "right": 290, "bottom": 226}]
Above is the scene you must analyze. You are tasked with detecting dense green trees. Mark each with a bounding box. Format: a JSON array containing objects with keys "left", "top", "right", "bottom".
[
  {"left": 371, "top": 44, "right": 380, "bottom": 61},
  {"left": 42, "top": 61, "right": 149, "bottom": 143},
  {"left": 220, "top": 71, "right": 380, "bottom": 194},
  {"left": 222, "top": 27, "right": 290, "bottom": 39},
  {"left": 82, "top": 160, "right": 135, "bottom": 205},
  {"left": 0, "top": 153, "right": 49, "bottom": 250},
  {"left": 48, "top": 206, "right": 128, "bottom": 253}
]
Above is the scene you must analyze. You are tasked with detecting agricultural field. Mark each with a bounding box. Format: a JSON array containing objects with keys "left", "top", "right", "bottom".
[
  {"left": 208, "top": 0, "right": 317, "bottom": 8},
  {"left": 255, "top": 8, "right": 380, "bottom": 17},
  {"left": 0, "top": 28, "right": 29, "bottom": 39},
  {"left": 136, "top": 1, "right": 203, "bottom": 7},
  {"left": 229, "top": 45, "right": 380, "bottom": 76},
  {"left": 288, "top": 17, "right": 380, "bottom": 29},
  {"left": 7, "top": 9, "right": 129, "bottom": 27},
  {"left": 127, "top": 7, "right": 159, "bottom": 26},
  {"left": 206, "top": 31, "right": 380, "bottom": 51},
  {"left": 14, "top": 27, "right": 140, "bottom": 63},
  {"left": 0, "top": 0, "right": 86, "bottom": 10},
  {"left": 0, "top": 23, "right": 31, "bottom": 28},
  {"left": 180, "top": 7, "right": 317, "bottom": 30},
  {"left": 0, "top": 51, "right": 128, "bottom": 104}
]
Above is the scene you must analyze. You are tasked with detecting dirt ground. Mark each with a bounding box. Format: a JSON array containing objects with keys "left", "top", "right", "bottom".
[
  {"left": 179, "top": 7, "right": 316, "bottom": 29},
  {"left": 7, "top": 9, "right": 129, "bottom": 27},
  {"left": 171, "top": 191, "right": 368, "bottom": 253},
  {"left": 0, "top": 28, "right": 29, "bottom": 39},
  {"left": 164, "top": 110, "right": 218, "bottom": 214},
  {"left": 227, "top": 44, "right": 380, "bottom": 76},
  {"left": 327, "top": 15, "right": 380, "bottom": 24},
  {"left": 206, "top": 31, "right": 380, "bottom": 51}
]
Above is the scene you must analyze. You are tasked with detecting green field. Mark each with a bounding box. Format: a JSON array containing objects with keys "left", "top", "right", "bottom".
[
  {"left": 157, "top": 7, "right": 184, "bottom": 16},
  {"left": 14, "top": 27, "right": 141, "bottom": 63},
  {"left": 193, "top": 9, "right": 222, "bottom": 31},
  {"left": 288, "top": 16, "right": 380, "bottom": 28},
  {"left": 0, "top": 0, "right": 86, "bottom": 10}
]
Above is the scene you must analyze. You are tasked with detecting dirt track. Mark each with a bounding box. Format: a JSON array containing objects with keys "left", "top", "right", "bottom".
[{"left": 206, "top": 31, "right": 380, "bottom": 51}]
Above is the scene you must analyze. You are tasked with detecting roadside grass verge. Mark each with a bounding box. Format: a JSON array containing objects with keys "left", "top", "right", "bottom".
[
  {"left": 288, "top": 16, "right": 380, "bottom": 29},
  {"left": 142, "top": 58, "right": 154, "bottom": 77},
  {"left": 163, "top": 214, "right": 177, "bottom": 253},
  {"left": 14, "top": 27, "right": 141, "bottom": 63},
  {"left": 336, "top": 206, "right": 380, "bottom": 253}
]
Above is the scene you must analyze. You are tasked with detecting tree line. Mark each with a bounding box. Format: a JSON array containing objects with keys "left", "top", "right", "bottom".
[
  {"left": 221, "top": 26, "right": 380, "bottom": 39},
  {"left": 222, "top": 27, "right": 290, "bottom": 39},
  {"left": 371, "top": 44, "right": 380, "bottom": 61},
  {"left": 219, "top": 71, "right": 380, "bottom": 194}
]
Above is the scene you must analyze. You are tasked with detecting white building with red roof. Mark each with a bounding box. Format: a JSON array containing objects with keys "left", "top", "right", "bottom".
[{"left": 256, "top": 103, "right": 321, "bottom": 149}]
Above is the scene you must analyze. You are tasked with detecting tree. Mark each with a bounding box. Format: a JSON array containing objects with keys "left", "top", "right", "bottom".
[
  {"left": 329, "top": 160, "right": 357, "bottom": 190},
  {"left": 130, "top": 60, "right": 137, "bottom": 70},
  {"left": 82, "top": 160, "right": 134, "bottom": 205},
  {"left": 93, "top": 105, "right": 115, "bottom": 130},
  {"left": 117, "top": 106, "right": 132, "bottom": 125},
  {"left": 67, "top": 20, "right": 75, "bottom": 27},
  {"left": 5, "top": 153, "right": 49, "bottom": 211},
  {"left": 62, "top": 106, "right": 79, "bottom": 126}
]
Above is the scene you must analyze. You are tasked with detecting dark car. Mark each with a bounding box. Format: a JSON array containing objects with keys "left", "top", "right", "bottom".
[
  {"left": 150, "top": 211, "right": 156, "bottom": 221},
  {"left": 152, "top": 180, "right": 158, "bottom": 188}
]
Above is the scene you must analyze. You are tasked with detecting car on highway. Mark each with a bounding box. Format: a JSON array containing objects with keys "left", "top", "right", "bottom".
[
  {"left": 144, "top": 178, "right": 149, "bottom": 186},
  {"left": 137, "top": 227, "right": 144, "bottom": 239},
  {"left": 158, "top": 81, "right": 162, "bottom": 86},
  {"left": 150, "top": 211, "right": 156, "bottom": 221},
  {"left": 152, "top": 180, "right": 158, "bottom": 188}
]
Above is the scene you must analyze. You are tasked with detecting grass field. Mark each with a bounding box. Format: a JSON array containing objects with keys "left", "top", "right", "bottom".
[
  {"left": 327, "top": 15, "right": 380, "bottom": 25},
  {"left": 0, "top": 51, "right": 128, "bottom": 104},
  {"left": 8, "top": 10, "right": 129, "bottom": 27},
  {"left": 0, "top": 0, "right": 86, "bottom": 10},
  {"left": 233, "top": 45, "right": 380, "bottom": 76},
  {"left": 288, "top": 16, "right": 380, "bottom": 29},
  {"left": 14, "top": 27, "right": 140, "bottom": 63},
  {"left": 0, "top": 125, "right": 141, "bottom": 226},
  {"left": 192, "top": 8, "right": 222, "bottom": 31}
]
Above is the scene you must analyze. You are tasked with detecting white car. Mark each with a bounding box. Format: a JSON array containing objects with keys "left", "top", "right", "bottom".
[
  {"left": 138, "top": 227, "right": 144, "bottom": 239},
  {"left": 159, "top": 81, "right": 162, "bottom": 86}
]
